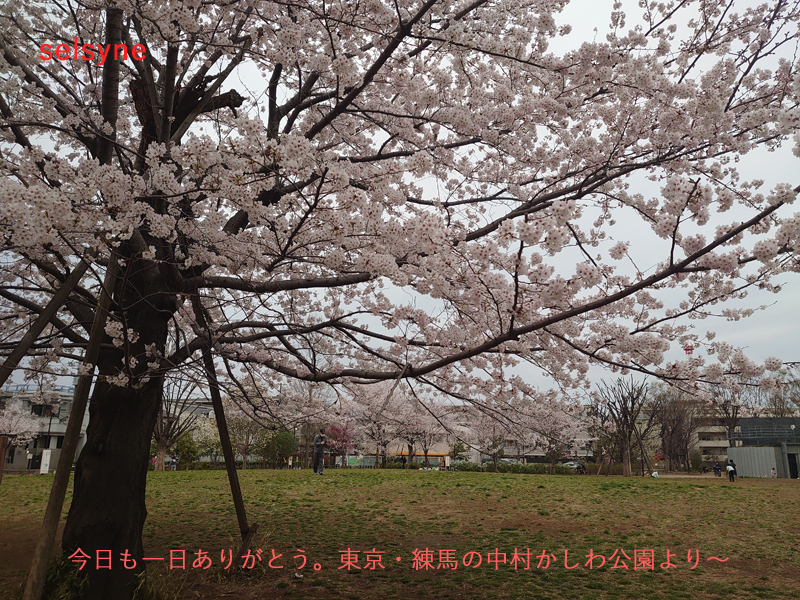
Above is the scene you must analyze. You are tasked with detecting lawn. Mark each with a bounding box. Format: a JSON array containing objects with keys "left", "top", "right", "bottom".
[{"left": 1, "top": 469, "right": 798, "bottom": 599}]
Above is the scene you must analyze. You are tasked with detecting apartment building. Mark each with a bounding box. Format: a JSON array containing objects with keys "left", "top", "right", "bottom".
[{"left": 1, "top": 382, "right": 87, "bottom": 473}]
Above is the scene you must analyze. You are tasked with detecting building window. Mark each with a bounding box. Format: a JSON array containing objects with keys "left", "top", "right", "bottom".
[
  {"left": 34, "top": 436, "right": 59, "bottom": 449},
  {"left": 31, "top": 404, "right": 52, "bottom": 417}
]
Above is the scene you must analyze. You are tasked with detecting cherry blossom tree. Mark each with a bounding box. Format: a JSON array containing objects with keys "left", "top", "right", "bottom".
[
  {"left": 403, "top": 397, "right": 450, "bottom": 467},
  {"left": 528, "top": 399, "right": 584, "bottom": 473},
  {"left": 223, "top": 400, "right": 262, "bottom": 469},
  {"left": 193, "top": 417, "right": 222, "bottom": 465},
  {"left": 415, "top": 408, "right": 448, "bottom": 467},
  {"left": 1, "top": 0, "right": 800, "bottom": 596},
  {"left": 386, "top": 389, "right": 449, "bottom": 467},
  {"left": 0, "top": 399, "right": 40, "bottom": 485},
  {"left": 467, "top": 405, "right": 512, "bottom": 470},
  {"left": 326, "top": 422, "right": 358, "bottom": 467},
  {"left": 348, "top": 383, "right": 399, "bottom": 467}
]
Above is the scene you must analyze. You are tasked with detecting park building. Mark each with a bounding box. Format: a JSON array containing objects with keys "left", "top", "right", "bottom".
[
  {"left": 727, "top": 417, "right": 800, "bottom": 478},
  {"left": 0, "top": 382, "right": 87, "bottom": 473}
]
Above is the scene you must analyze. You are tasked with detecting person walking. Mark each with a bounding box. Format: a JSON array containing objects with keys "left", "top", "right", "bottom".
[
  {"left": 713, "top": 462, "right": 722, "bottom": 477},
  {"left": 313, "top": 428, "right": 328, "bottom": 475},
  {"left": 726, "top": 462, "right": 735, "bottom": 482}
]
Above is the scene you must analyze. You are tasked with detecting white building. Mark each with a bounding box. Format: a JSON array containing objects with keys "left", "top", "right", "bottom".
[{"left": 1, "top": 382, "right": 88, "bottom": 473}]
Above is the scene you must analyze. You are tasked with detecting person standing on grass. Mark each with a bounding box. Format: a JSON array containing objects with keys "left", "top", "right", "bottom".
[
  {"left": 313, "top": 428, "right": 328, "bottom": 475},
  {"left": 726, "top": 462, "right": 735, "bottom": 482}
]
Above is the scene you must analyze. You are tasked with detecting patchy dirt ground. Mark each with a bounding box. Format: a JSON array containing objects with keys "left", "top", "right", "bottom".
[{"left": 2, "top": 471, "right": 800, "bottom": 600}]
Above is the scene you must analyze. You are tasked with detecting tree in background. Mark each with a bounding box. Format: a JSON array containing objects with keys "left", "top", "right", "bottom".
[
  {"left": 784, "top": 366, "right": 800, "bottom": 415},
  {"left": 391, "top": 394, "right": 449, "bottom": 468},
  {"left": 193, "top": 418, "right": 222, "bottom": 465},
  {"left": 449, "top": 440, "right": 469, "bottom": 463},
  {"left": 653, "top": 386, "right": 701, "bottom": 473},
  {"left": 225, "top": 402, "right": 263, "bottom": 469},
  {"left": 759, "top": 368, "right": 800, "bottom": 418},
  {"left": 592, "top": 378, "right": 650, "bottom": 477},
  {"left": 326, "top": 423, "right": 358, "bottom": 468},
  {"left": 349, "top": 382, "right": 400, "bottom": 468},
  {"left": 762, "top": 390, "right": 798, "bottom": 419},
  {"left": 468, "top": 407, "right": 510, "bottom": 471},
  {"left": 0, "top": 399, "right": 39, "bottom": 485},
  {"left": 254, "top": 428, "right": 298, "bottom": 469},
  {"left": 531, "top": 400, "right": 584, "bottom": 474},
  {"left": 2, "top": 0, "right": 800, "bottom": 595},
  {"left": 151, "top": 374, "right": 208, "bottom": 471},
  {"left": 416, "top": 408, "right": 447, "bottom": 468},
  {"left": 709, "top": 381, "right": 763, "bottom": 446},
  {"left": 171, "top": 433, "right": 200, "bottom": 468}
]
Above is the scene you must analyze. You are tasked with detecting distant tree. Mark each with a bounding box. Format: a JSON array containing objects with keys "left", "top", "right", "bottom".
[
  {"left": 349, "top": 382, "right": 400, "bottom": 468},
  {"left": 391, "top": 394, "right": 448, "bottom": 468},
  {"left": 762, "top": 392, "right": 797, "bottom": 419},
  {"left": 785, "top": 366, "right": 800, "bottom": 414},
  {"left": 254, "top": 428, "right": 298, "bottom": 469},
  {"left": 592, "top": 378, "right": 650, "bottom": 477},
  {"left": 152, "top": 374, "right": 208, "bottom": 471},
  {"left": 468, "top": 408, "right": 510, "bottom": 472},
  {"left": 0, "top": 399, "right": 39, "bottom": 485},
  {"left": 225, "top": 402, "right": 263, "bottom": 469},
  {"left": 653, "top": 387, "right": 700, "bottom": 473},
  {"left": 193, "top": 418, "right": 222, "bottom": 465},
  {"left": 326, "top": 423, "right": 358, "bottom": 468},
  {"left": 172, "top": 433, "right": 200, "bottom": 468},
  {"left": 532, "top": 401, "right": 584, "bottom": 474},
  {"left": 449, "top": 440, "right": 469, "bottom": 462},
  {"left": 709, "top": 381, "right": 763, "bottom": 446},
  {"left": 689, "top": 451, "right": 703, "bottom": 473},
  {"left": 760, "top": 371, "right": 799, "bottom": 418}
]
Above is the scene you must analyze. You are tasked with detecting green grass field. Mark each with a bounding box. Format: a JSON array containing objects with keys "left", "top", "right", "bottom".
[{"left": 1, "top": 469, "right": 799, "bottom": 599}]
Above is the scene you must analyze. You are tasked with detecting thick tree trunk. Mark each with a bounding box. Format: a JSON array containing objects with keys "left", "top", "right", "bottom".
[
  {"left": 62, "top": 257, "right": 174, "bottom": 600},
  {"left": 62, "top": 376, "right": 164, "bottom": 600}
]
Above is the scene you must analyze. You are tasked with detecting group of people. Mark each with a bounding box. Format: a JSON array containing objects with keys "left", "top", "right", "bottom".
[{"left": 711, "top": 460, "right": 737, "bottom": 481}]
